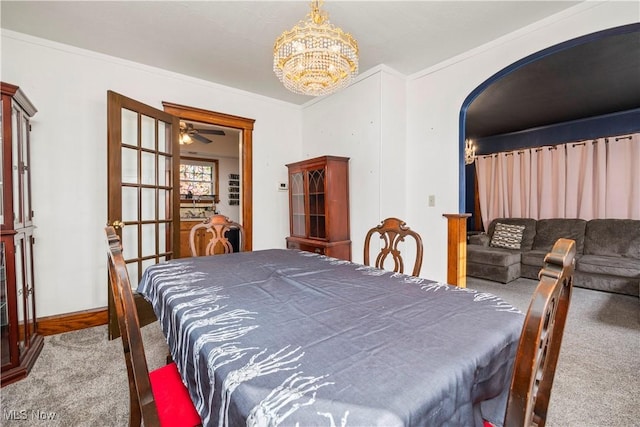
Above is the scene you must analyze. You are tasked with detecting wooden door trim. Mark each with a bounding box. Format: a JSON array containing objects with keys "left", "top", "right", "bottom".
[{"left": 162, "top": 102, "right": 254, "bottom": 250}]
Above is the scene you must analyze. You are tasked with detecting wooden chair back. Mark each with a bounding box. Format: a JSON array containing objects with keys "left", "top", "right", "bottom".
[
  {"left": 105, "top": 226, "right": 160, "bottom": 426},
  {"left": 505, "top": 238, "right": 576, "bottom": 427},
  {"left": 364, "top": 217, "right": 424, "bottom": 276},
  {"left": 189, "top": 214, "right": 245, "bottom": 257}
]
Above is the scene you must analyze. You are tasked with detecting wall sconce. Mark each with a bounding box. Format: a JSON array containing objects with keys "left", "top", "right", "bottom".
[{"left": 465, "top": 139, "right": 476, "bottom": 165}]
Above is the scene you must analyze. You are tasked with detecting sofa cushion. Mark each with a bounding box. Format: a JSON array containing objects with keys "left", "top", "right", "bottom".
[
  {"left": 577, "top": 254, "right": 640, "bottom": 278},
  {"left": 490, "top": 223, "right": 526, "bottom": 250},
  {"left": 487, "top": 218, "right": 537, "bottom": 251},
  {"left": 521, "top": 249, "right": 547, "bottom": 268},
  {"left": 467, "top": 245, "right": 521, "bottom": 267},
  {"left": 533, "top": 218, "right": 587, "bottom": 253},
  {"left": 467, "top": 261, "right": 521, "bottom": 284},
  {"left": 469, "top": 233, "right": 490, "bottom": 247},
  {"left": 584, "top": 219, "right": 640, "bottom": 259}
]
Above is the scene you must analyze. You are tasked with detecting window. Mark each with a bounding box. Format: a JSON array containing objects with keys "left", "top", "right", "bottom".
[{"left": 180, "top": 157, "right": 219, "bottom": 198}]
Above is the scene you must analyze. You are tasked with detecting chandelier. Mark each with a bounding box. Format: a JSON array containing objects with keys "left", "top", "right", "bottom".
[
  {"left": 273, "top": 0, "right": 359, "bottom": 97},
  {"left": 465, "top": 139, "right": 476, "bottom": 165}
]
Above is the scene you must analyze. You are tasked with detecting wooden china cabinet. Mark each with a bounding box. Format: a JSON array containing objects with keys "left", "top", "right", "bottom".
[
  {"left": 286, "top": 155, "right": 351, "bottom": 261},
  {"left": 0, "top": 82, "right": 43, "bottom": 386}
]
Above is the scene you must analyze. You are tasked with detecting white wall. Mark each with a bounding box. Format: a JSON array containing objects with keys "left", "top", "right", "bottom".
[{"left": 1, "top": 31, "right": 302, "bottom": 317}]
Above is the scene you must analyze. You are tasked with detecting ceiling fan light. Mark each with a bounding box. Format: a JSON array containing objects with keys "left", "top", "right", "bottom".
[{"left": 273, "top": 0, "right": 359, "bottom": 97}]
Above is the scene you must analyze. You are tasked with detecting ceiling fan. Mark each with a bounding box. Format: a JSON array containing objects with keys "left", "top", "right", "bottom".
[{"left": 179, "top": 121, "right": 225, "bottom": 144}]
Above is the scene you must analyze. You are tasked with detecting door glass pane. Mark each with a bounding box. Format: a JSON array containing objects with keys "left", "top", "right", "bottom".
[
  {"left": 122, "top": 147, "right": 138, "bottom": 184},
  {"left": 141, "top": 151, "right": 155, "bottom": 185},
  {"left": 158, "top": 222, "right": 167, "bottom": 253},
  {"left": 121, "top": 109, "right": 138, "bottom": 146},
  {"left": 121, "top": 187, "right": 138, "bottom": 222},
  {"left": 141, "top": 188, "right": 155, "bottom": 221},
  {"left": 158, "top": 154, "right": 170, "bottom": 186},
  {"left": 125, "top": 262, "right": 138, "bottom": 289},
  {"left": 158, "top": 190, "right": 167, "bottom": 220},
  {"left": 141, "top": 115, "right": 155, "bottom": 150},
  {"left": 141, "top": 258, "right": 155, "bottom": 277},
  {"left": 158, "top": 121, "right": 167, "bottom": 153},
  {"left": 142, "top": 224, "right": 156, "bottom": 257},
  {"left": 122, "top": 225, "right": 138, "bottom": 260}
]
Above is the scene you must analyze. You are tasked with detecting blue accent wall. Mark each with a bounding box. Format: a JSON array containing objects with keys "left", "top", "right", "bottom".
[{"left": 474, "top": 108, "right": 640, "bottom": 155}]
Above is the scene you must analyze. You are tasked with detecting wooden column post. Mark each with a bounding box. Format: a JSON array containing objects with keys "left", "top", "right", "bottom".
[{"left": 443, "top": 213, "right": 471, "bottom": 288}]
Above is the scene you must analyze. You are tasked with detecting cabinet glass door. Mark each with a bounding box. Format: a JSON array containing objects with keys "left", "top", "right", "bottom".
[
  {"left": 11, "top": 103, "right": 22, "bottom": 228},
  {"left": 0, "top": 100, "right": 4, "bottom": 226},
  {"left": 0, "top": 241, "right": 8, "bottom": 366},
  {"left": 20, "top": 112, "right": 32, "bottom": 227},
  {"left": 23, "top": 230, "right": 35, "bottom": 341},
  {"left": 290, "top": 172, "right": 306, "bottom": 236},
  {"left": 13, "top": 233, "right": 25, "bottom": 356},
  {"left": 307, "top": 168, "right": 326, "bottom": 239}
]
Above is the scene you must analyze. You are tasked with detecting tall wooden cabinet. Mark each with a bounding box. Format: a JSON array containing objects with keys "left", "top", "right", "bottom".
[
  {"left": 286, "top": 156, "right": 351, "bottom": 261},
  {"left": 1, "top": 82, "right": 43, "bottom": 386}
]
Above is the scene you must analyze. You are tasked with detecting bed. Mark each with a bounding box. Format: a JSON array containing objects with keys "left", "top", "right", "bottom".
[{"left": 137, "top": 248, "right": 524, "bottom": 427}]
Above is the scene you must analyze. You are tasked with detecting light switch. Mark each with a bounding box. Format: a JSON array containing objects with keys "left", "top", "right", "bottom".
[{"left": 428, "top": 195, "right": 436, "bottom": 207}]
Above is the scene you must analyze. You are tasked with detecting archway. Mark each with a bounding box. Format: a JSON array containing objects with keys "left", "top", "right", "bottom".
[{"left": 458, "top": 23, "right": 640, "bottom": 220}]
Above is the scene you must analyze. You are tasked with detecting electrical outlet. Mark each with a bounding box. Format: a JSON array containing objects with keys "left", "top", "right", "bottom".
[
  {"left": 428, "top": 195, "right": 436, "bottom": 207},
  {"left": 278, "top": 182, "right": 288, "bottom": 191}
]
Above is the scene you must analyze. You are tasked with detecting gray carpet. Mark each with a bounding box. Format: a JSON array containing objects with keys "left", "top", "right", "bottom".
[{"left": 1, "top": 277, "right": 638, "bottom": 426}]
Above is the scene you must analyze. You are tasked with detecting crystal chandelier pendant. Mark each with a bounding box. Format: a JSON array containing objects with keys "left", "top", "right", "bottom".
[{"left": 273, "top": 0, "right": 359, "bottom": 97}]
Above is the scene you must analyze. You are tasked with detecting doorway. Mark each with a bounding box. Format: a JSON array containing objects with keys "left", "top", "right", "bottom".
[{"left": 163, "top": 102, "right": 255, "bottom": 250}]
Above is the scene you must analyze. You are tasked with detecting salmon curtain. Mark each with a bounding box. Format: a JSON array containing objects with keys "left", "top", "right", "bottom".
[{"left": 475, "top": 133, "right": 639, "bottom": 231}]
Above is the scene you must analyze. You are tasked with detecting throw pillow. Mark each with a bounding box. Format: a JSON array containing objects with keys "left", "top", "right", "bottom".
[{"left": 490, "top": 223, "right": 525, "bottom": 250}]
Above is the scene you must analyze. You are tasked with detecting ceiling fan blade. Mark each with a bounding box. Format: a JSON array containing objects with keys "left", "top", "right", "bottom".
[
  {"left": 192, "top": 133, "right": 212, "bottom": 144},
  {"left": 196, "top": 129, "right": 226, "bottom": 136}
]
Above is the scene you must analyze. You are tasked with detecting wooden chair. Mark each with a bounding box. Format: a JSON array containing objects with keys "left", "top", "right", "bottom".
[
  {"left": 485, "top": 238, "right": 576, "bottom": 427},
  {"left": 363, "top": 217, "right": 424, "bottom": 276},
  {"left": 105, "top": 226, "right": 201, "bottom": 427},
  {"left": 189, "top": 214, "right": 245, "bottom": 257}
]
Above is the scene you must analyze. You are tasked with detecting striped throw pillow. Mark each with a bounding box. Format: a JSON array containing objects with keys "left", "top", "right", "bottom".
[{"left": 490, "top": 223, "right": 525, "bottom": 250}]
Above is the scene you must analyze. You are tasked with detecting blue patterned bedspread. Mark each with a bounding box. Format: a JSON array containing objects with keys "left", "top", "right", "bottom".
[{"left": 137, "top": 249, "right": 523, "bottom": 427}]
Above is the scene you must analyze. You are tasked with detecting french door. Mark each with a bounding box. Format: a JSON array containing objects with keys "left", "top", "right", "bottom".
[{"left": 106, "top": 91, "right": 180, "bottom": 338}]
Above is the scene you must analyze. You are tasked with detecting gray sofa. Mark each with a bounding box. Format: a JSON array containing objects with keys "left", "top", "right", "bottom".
[{"left": 467, "top": 218, "right": 640, "bottom": 297}]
